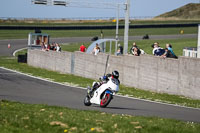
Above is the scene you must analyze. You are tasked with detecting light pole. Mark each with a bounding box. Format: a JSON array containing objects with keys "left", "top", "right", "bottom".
[
  {"left": 197, "top": 24, "right": 200, "bottom": 58},
  {"left": 115, "top": 3, "right": 120, "bottom": 54},
  {"left": 123, "top": 0, "right": 130, "bottom": 55},
  {"left": 32, "top": 0, "right": 128, "bottom": 54}
]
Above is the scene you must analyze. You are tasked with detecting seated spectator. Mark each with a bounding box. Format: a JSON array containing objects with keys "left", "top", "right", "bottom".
[
  {"left": 50, "top": 42, "right": 55, "bottom": 51},
  {"left": 162, "top": 48, "right": 178, "bottom": 59},
  {"left": 46, "top": 44, "right": 51, "bottom": 51},
  {"left": 129, "top": 42, "right": 137, "bottom": 54},
  {"left": 132, "top": 47, "right": 141, "bottom": 56},
  {"left": 130, "top": 42, "right": 141, "bottom": 56},
  {"left": 164, "top": 43, "right": 178, "bottom": 58},
  {"left": 55, "top": 43, "right": 61, "bottom": 52},
  {"left": 79, "top": 44, "right": 87, "bottom": 52},
  {"left": 166, "top": 43, "right": 176, "bottom": 56},
  {"left": 116, "top": 44, "right": 123, "bottom": 56},
  {"left": 41, "top": 42, "right": 48, "bottom": 51},
  {"left": 140, "top": 49, "right": 146, "bottom": 55},
  {"left": 92, "top": 43, "right": 100, "bottom": 55},
  {"left": 44, "top": 43, "right": 48, "bottom": 50},
  {"left": 41, "top": 42, "right": 45, "bottom": 51},
  {"left": 152, "top": 42, "right": 165, "bottom": 56}
]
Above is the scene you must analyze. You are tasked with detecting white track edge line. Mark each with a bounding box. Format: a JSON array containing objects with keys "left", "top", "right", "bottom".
[
  {"left": 0, "top": 66, "right": 200, "bottom": 111},
  {"left": 12, "top": 47, "right": 28, "bottom": 57}
]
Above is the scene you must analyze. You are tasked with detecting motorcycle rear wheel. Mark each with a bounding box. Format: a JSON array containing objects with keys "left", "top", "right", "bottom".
[
  {"left": 100, "top": 93, "right": 112, "bottom": 108},
  {"left": 84, "top": 96, "right": 92, "bottom": 106}
]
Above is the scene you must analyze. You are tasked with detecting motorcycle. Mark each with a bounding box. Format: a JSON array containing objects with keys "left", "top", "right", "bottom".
[{"left": 84, "top": 77, "right": 119, "bottom": 108}]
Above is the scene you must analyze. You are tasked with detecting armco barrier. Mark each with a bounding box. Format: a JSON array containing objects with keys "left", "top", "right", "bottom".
[{"left": 28, "top": 49, "right": 200, "bottom": 99}]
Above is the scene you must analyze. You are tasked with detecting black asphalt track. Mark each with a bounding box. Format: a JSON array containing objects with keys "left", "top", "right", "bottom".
[
  {"left": 0, "top": 67, "right": 200, "bottom": 123},
  {"left": 0, "top": 34, "right": 197, "bottom": 56}
]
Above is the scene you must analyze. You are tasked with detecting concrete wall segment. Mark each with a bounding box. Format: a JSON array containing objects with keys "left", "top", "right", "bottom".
[{"left": 27, "top": 49, "right": 200, "bottom": 99}]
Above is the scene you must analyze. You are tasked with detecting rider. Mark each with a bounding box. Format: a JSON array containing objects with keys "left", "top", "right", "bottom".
[{"left": 89, "top": 70, "right": 120, "bottom": 95}]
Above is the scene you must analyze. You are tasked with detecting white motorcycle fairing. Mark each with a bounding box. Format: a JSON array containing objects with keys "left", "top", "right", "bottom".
[{"left": 90, "top": 78, "right": 119, "bottom": 105}]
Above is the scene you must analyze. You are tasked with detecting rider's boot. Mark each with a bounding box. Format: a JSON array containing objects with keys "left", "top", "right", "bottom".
[
  {"left": 87, "top": 86, "right": 92, "bottom": 98},
  {"left": 88, "top": 82, "right": 100, "bottom": 97}
]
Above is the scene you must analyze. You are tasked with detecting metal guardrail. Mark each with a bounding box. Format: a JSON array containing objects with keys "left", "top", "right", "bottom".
[{"left": 0, "top": 23, "right": 198, "bottom": 30}]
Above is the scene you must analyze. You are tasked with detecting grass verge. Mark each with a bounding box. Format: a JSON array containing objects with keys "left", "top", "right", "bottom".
[
  {"left": 1, "top": 100, "right": 200, "bottom": 133},
  {"left": 0, "top": 57, "right": 200, "bottom": 108},
  {"left": 0, "top": 26, "right": 197, "bottom": 40}
]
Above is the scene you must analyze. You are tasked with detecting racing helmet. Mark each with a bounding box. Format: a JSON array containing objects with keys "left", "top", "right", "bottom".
[{"left": 112, "top": 70, "right": 119, "bottom": 79}]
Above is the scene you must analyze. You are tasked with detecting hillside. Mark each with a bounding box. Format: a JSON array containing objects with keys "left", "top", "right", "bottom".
[{"left": 155, "top": 3, "right": 200, "bottom": 19}]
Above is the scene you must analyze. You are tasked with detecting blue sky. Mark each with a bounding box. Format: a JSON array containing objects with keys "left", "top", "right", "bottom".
[{"left": 0, "top": 0, "right": 199, "bottom": 19}]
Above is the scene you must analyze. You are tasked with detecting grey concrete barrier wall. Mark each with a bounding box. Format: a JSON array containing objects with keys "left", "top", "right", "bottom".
[
  {"left": 28, "top": 49, "right": 200, "bottom": 99},
  {"left": 179, "top": 57, "right": 200, "bottom": 99},
  {"left": 28, "top": 49, "right": 72, "bottom": 74},
  {"left": 73, "top": 52, "right": 109, "bottom": 80}
]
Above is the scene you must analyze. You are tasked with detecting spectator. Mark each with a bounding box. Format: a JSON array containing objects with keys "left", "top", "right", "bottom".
[
  {"left": 166, "top": 43, "right": 176, "bottom": 56},
  {"left": 46, "top": 44, "right": 51, "bottom": 51},
  {"left": 129, "top": 42, "right": 137, "bottom": 54},
  {"left": 140, "top": 49, "right": 146, "bottom": 55},
  {"left": 132, "top": 47, "right": 141, "bottom": 56},
  {"left": 130, "top": 42, "right": 141, "bottom": 56},
  {"left": 162, "top": 48, "right": 178, "bottom": 59},
  {"left": 92, "top": 43, "right": 100, "bottom": 55},
  {"left": 152, "top": 42, "right": 165, "bottom": 56},
  {"left": 41, "top": 42, "right": 46, "bottom": 51},
  {"left": 44, "top": 43, "right": 48, "bottom": 50},
  {"left": 164, "top": 43, "right": 178, "bottom": 58},
  {"left": 53, "top": 43, "right": 56, "bottom": 51},
  {"left": 79, "top": 44, "right": 87, "bottom": 52},
  {"left": 50, "top": 42, "right": 55, "bottom": 51},
  {"left": 116, "top": 44, "right": 123, "bottom": 56},
  {"left": 55, "top": 43, "right": 61, "bottom": 52}
]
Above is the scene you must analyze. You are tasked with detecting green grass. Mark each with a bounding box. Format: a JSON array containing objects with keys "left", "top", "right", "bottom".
[
  {"left": 15, "top": 49, "right": 28, "bottom": 57},
  {"left": 0, "top": 57, "right": 93, "bottom": 87},
  {"left": 0, "top": 26, "right": 197, "bottom": 40},
  {"left": 1, "top": 100, "right": 200, "bottom": 133},
  {"left": 1, "top": 56, "right": 200, "bottom": 108},
  {"left": 119, "top": 85, "right": 200, "bottom": 108},
  {"left": 0, "top": 30, "right": 34, "bottom": 40}
]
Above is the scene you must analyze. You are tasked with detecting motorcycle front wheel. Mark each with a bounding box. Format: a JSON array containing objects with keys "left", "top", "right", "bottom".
[
  {"left": 84, "top": 96, "right": 92, "bottom": 106},
  {"left": 100, "top": 93, "right": 112, "bottom": 108}
]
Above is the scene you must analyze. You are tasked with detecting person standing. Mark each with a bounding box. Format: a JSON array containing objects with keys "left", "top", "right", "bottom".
[
  {"left": 92, "top": 43, "right": 100, "bottom": 55},
  {"left": 79, "top": 44, "right": 87, "bottom": 52},
  {"left": 116, "top": 44, "right": 123, "bottom": 56}
]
